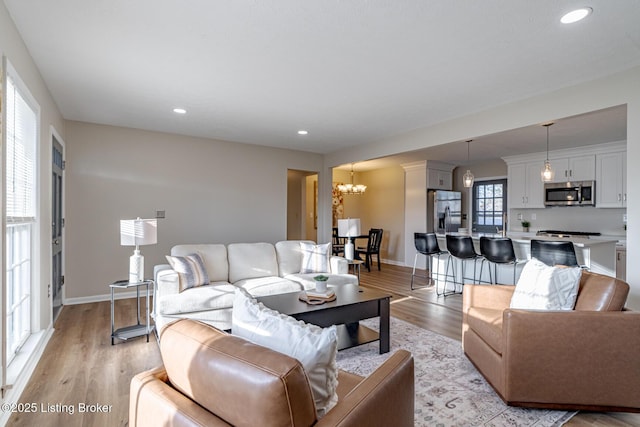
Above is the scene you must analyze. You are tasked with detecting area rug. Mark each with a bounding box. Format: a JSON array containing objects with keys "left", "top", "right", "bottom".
[{"left": 335, "top": 317, "right": 576, "bottom": 427}]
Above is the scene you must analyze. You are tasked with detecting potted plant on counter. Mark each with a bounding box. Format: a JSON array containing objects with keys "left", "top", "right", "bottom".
[{"left": 521, "top": 220, "right": 530, "bottom": 232}]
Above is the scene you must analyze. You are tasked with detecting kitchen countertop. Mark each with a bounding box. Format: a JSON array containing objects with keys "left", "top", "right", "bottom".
[
  {"left": 436, "top": 232, "right": 620, "bottom": 247},
  {"left": 435, "top": 230, "right": 621, "bottom": 277}
]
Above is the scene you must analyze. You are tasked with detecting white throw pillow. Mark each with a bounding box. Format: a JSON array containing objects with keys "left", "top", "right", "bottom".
[
  {"left": 510, "top": 258, "right": 582, "bottom": 310},
  {"left": 231, "top": 288, "right": 338, "bottom": 417},
  {"left": 300, "top": 242, "right": 331, "bottom": 274},
  {"left": 166, "top": 253, "right": 210, "bottom": 292}
]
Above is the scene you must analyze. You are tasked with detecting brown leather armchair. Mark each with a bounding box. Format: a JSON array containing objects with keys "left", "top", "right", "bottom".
[
  {"left": 130, "top": 319, "right": 414, "bottom": 427},
  {"left": 462, "top": 270, "right": 640, "bottom": 412}
]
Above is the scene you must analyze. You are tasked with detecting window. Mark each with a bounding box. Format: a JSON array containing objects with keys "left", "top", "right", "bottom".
[
  {"left": 5, "top": 69, "right": 39, "bottom": 363},
  {"left": 472, "top": 179, "right": 507, "bottom": 233}
]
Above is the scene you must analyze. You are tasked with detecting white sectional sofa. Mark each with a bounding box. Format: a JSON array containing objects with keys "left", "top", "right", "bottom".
[{"left": 153, "top": 240, "right": 358, "bottom": 332}]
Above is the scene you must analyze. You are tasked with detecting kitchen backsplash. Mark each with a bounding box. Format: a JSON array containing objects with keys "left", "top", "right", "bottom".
[{"left": 508, "top": 206, "right": 626, "bottom": 237}]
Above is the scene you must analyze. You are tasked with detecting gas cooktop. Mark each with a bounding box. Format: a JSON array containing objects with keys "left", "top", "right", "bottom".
[{"left": 536, "top": 230, "right": 602, "bottom": 237}]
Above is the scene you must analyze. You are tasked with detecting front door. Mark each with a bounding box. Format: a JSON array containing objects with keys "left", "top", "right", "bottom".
[{"left": 52, "top": 134, "right": 64, "bottom": 321}]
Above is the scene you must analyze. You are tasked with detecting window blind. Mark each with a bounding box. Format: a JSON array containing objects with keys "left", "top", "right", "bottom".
[{"left": 6, "top": 75, "right": 37, "bottom": 222}]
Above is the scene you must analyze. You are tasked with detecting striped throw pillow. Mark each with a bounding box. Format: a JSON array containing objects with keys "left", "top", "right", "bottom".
[
  {"left": 300, "top": 242, "right": 331, "bottom": 274},
  {"left": 166, "top": 253, "right": 210, "bottom": 292}
]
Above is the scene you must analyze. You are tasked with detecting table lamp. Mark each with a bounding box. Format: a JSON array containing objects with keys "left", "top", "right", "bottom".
[
  {"left": 120, "top": 218, "right": 157, "bottom": 283},
  {"left": 338, "top": 218, "right": 361, "bottom": 261}
]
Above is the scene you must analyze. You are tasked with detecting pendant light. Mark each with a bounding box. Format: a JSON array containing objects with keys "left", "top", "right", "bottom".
[
  {"left": 541, "top": 123, "right": 555, "bottom": 182},
  {"left": 463, "top": 140, "right": 474, "bottom": 188}
]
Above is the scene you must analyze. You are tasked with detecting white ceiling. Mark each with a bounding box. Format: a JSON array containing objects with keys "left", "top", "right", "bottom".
[
  {"left": 4, "top": 1, "right": 640, "bottom": 157},
  {"left": 343, "top": 104, "right": 627, "bottom": 171}
]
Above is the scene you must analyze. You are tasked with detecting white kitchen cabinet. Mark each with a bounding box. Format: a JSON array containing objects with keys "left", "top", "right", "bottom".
[
  {"left": 504, "top": 141, "right": 625, "bottom": 210},
  {"left": 427, "top": 168, "right": 452, "bottom": 190},
  {"left": 596, "top": 151, "right": 626, "bottom": 208},
  {"left": 508, "top": 164, "right": 527, "bottom": 208},
  {"left": 508, "top": 162, "right": 544, "bottom": 208},
  {"left": 425, "top": 161, "right": 454, "bottom": 190},
  {"left": 548, "top": 155, "right": 595, "bottom": 182}
]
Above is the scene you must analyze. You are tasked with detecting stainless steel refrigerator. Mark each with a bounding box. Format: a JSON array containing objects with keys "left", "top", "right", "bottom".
[{"left": 427, "top": 190, "right": 462, "bottom": 234}]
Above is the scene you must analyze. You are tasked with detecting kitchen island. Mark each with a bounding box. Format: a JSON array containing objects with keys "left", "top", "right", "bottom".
[{"left": 431, "top": 232, "right": 618, "bottom": 291}]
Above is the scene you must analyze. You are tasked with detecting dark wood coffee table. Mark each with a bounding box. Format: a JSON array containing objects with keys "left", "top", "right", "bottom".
[{"left": 257, "top": 284, "right": 390, "bottom": 354}]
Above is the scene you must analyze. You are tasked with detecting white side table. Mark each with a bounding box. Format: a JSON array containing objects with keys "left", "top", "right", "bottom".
[{"left": 110, "top": 279, "right": 154, "bottom": 345}]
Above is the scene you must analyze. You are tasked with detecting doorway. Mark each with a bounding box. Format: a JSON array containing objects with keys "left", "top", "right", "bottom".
[
  {"left": 51, "top": 131, "right": 65, "bottom": 321},
  {"left": 287, "top": 170, "right": 318, "bottom": 241}
]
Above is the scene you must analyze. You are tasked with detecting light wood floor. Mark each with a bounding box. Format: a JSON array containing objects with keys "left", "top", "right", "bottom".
[{"left": 8, "top": 263, "right": 639, "bottom": 426}]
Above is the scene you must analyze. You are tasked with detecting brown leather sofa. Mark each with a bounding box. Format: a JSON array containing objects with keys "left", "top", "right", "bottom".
[
  {"left": 462, "top": 270, "right": 640, "bottom": 412},
  {"left": 130, "top": 319, "right": 415, "bottom": 426}
]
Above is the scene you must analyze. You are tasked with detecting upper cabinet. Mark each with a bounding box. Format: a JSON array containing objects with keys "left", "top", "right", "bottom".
[
  {"left": 508, "top": 162, "right": 545, "bottom": 208},
  {"left": 596, "top": 151, "right": 626, "bottom": 208},
  {"left": 503, "top": 141, "right": 625, "bottom": 210},
  {"left": 547, "top": 155, "right": 595, "bottom": 182},
  {"left": 425, "top": 161, "right": 454, "bottom": 190},
  {"left": 427, "top": 168, "right": 452, "bottom": 190}
]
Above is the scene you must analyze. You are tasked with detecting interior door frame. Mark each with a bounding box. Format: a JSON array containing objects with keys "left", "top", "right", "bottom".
[
  {"left": 50, "top": 125, "right": 65, "bottom": 323},
  {"left": 287, "top": 169, "right": 319, "bottom": 242}
]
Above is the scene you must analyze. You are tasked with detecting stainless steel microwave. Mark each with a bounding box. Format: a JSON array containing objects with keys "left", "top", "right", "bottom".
[{"left": 544, "top": 181, "right": 595, "bottom": 206}]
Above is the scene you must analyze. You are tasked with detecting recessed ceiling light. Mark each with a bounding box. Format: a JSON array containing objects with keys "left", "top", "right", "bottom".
[
  {"left": 297, "top": 130, "right": 309, "bottom": 135},
  {"left": 561, "top": 7, "right": 592, "bottom": 24},
  {"left": 173, "top": 108, "right": 187, "bottom": 114}
]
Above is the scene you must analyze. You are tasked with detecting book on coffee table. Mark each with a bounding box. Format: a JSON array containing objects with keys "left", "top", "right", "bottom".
[
  {"left": 305, "top": 289, "right": 335, "bottom": 299},
  {"left": 299, "top": 289, "right": 337, "bottom": 305}
]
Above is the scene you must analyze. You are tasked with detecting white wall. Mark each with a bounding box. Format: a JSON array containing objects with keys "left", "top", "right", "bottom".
[
  {"left": 1, "top": 2, "right": 66, "bottom": 330},
  {"left": 321, "top": 67, "right": 640, "bottom": 309},
  {"left": 403, "top": 162, "right": 428, "bottom": 268},
  {"left": 358, "top": 166, "right": 405, "bottom": 263},
  {"left": 331, "top": 167, "right": 405, "bottom": 264},
  {"left": 510, "top": 207, "right": 626, "bottom": 236},
  {"left": 64, "top": 121, "right": 323, "bottom": 301},
  {"left": 332, "top": 168, "right": 363, "bottom": 221}
]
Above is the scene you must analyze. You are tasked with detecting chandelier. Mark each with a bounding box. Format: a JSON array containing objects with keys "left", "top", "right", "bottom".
[{"left": 338, "top": 164, "right": 367, "bottom": 195}]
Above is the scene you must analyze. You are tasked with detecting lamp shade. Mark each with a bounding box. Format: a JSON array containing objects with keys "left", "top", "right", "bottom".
[
  {"left": 120, "top": 218, "right": 158, "bottom": 247},
  {"left": 338, "top": 218, "right": 361, "bottom": 238}
]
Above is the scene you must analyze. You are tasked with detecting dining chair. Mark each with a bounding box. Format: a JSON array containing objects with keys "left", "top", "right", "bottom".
[
  {"left": 356, "top": 228, "right": 383, "bottom": 272},
  {"left": 332, "top": 227, "right": 345, "bottom": 256}
]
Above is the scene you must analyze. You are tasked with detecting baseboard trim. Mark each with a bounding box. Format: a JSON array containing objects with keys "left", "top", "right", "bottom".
[
  {"left": 381, "top": 258, "right": 405, "bottom": 267},
  {"left": 64, "top": 290, "right": 139, "bottom": 306}
]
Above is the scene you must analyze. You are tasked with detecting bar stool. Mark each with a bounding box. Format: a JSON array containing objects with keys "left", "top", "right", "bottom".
[
  {"left": 410, "top": 232, "right": 448, "bottom": 290},
  {"left": 479, "top": 237, "right": 525, "bottom": 285},
  {"left": 530, "top": 239, "right": 583, "bottom": 267},
  {"left": 442, "top": 235, "right": 483, "bottom": 297}
]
